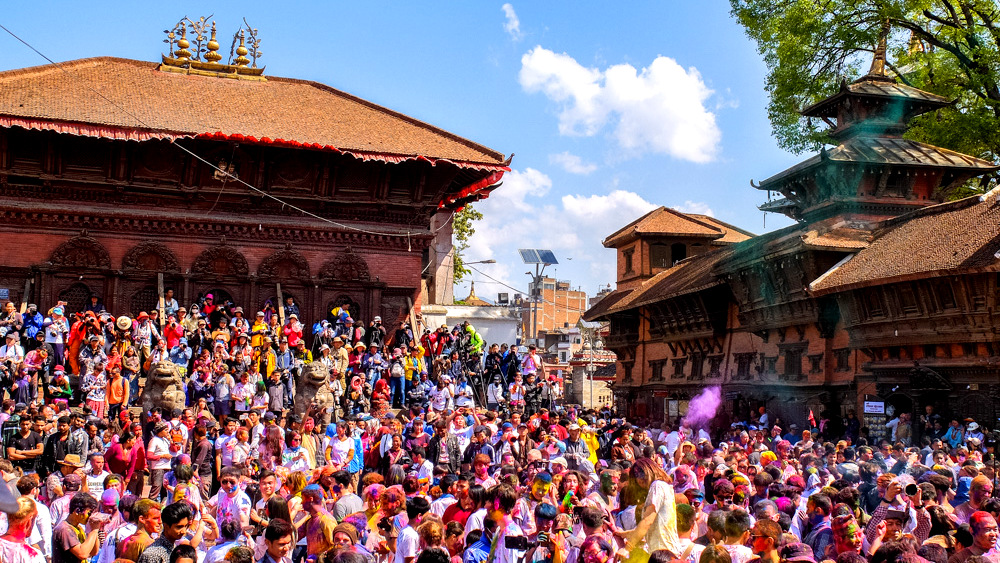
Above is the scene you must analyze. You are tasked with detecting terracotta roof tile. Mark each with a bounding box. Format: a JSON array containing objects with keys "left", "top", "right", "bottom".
[
  {"left": 802, "top": 78, "right": 950, "bottom": 117},
  {"left": 0, "top": 57, "right": 506, "bottom": 166},
  {"left": 686, "top": 214, "right": 755, "bottom": 244},
  {"left": 759, "top": 137, "right": 998, "bottom": 188},
  {"left": 810, "top": 189, "right": 1000, "bottom": 294},
  {"left": 603, "top": 207, "right": 752, "bottom": 247},
  {"left": 800, "top": 226, "right": 871, "bottom": 250},
  {"left": 602, "top": 247, "right": 733, "bottom": 315}
]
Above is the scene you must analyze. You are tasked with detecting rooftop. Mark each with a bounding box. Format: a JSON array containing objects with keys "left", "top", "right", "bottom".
[
  {"left": 758, "top": 136, "right": 998, "bottom": 190},
  {"left": 810, "top": 189, "right": 1000, "bottom": 295},
  {"left": 0, "top": 57, "right": 508, "bottom": 170},
  {"left": 602, "top": 206, "right": 754, "bottom": 247}
]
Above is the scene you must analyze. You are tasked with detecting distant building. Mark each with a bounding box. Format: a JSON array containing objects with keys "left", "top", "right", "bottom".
[
  {"left": 523, "top": 277, "right": 587, "bottom": 343},
  {"left": 589, "top": 286, "right": 614, "bottom": 310}
]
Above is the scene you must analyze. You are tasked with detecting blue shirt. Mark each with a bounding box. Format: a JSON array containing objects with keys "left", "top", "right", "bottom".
[
  {"left": 348, "top": 436, "right": 364, "bottom": 473},
  {"left": 463, "top": 535, "right": 492, "bottom": 563}
]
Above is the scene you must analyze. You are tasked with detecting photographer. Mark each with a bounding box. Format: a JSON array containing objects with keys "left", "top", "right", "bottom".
[
  {"left": 523, "top": 503, "right": 574, "bottom": 563},
  {"left": 366, "top": 316, "right": 386, "bottom": 350}
]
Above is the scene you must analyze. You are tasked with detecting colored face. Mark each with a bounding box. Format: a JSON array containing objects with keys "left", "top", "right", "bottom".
[
  {"left": 975, "top": 517, "right": 1000, "bottom": 549},
  {"left": 140, "top": 508, "right": 163, "bottom": 534},
  {"left": 582, "top": 544, "right": 609, "bottom": 563},
  {"left": 334, "top": 532, "right": 354, "bottom": 549},
  {"left": 562, "top": 474, "right": 579, "bottom": 493},
  {"left": 531, "top": 480, "right": 551, "bottom": 500},
  {"left": 973, "top": 483, "right": 994, "bottom": 505}
]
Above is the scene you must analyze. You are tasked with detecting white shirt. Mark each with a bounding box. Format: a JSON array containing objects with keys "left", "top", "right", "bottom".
[
  {"left": 29, "top": 497, "right": 51, "bottom": 558},
  {"left": 148, "top": 436, "right": 172, "bottom": 470},
  {"left": 205, "top": 540, "right": 240, "bottom": 563},
  {"left": 429, "top": 386, "right": 452, "bottom": 411},
  {"left": 493, "top": 519, "right": 525, "bottom": 563},
  {"left": 415, "top": 459, "right": 434, "bottom": 481},
  {"left": 216, "top": 432, "right": 237, "bottom": 467},
  {"left": 86, "top": 469, "right": 110, "bottom": 499},
  {"left": 330, "top": 437, "right": 353, "bottom": 466},
  {"left": 207, "top": 490, "right": 253, "bottom": 528},
  {"left": 0, "top": 536, "right": 46, "bottom": 563},
  {"left": 97, "top": 522, "right": 137, "bottom": 563},
  {"left": 394, "top": 525, "right": 420, "bottom": 563}
]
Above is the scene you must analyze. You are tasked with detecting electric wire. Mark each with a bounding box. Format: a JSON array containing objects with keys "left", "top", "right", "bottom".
[{"left": 0, "top": 22, "right": 459, "bottom": 241}]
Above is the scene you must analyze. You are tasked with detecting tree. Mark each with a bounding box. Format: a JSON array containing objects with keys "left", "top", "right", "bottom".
[
  {"left": 730, "top": 0, "right": 1000, "bottom": 167},
  {"left": 452, "top": 205, "right": 483, "bottom": 285}
]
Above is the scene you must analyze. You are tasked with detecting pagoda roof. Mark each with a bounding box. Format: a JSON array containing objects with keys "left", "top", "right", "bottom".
[
  {"left": 0, "top": 57, "right": 508, "bottom": 172},
  {"left": 603, "top": 206, "right": 754, "bottom": 247},
  {"left": 599, "top": 247, "right": 733, "bottom": 317},
  {"left": 758, "top": 136, "right": 998, "bottom": 190},
  {"left": 810, "top": 188, "right": 1000, "bottom": 295},
  {"left": 801, "top": 76, "right": 950, "bottom": 118},
  {"left": 581, "top": 288, "right": 633, "bottom": 322}
]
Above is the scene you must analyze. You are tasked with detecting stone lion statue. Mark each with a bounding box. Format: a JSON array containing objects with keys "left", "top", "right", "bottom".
[
  {"left": 296, "top": 361, "right": 336, "bottom": 425},
  {"left": 141, "top": 361, "right": 187, "bottom": 415}
]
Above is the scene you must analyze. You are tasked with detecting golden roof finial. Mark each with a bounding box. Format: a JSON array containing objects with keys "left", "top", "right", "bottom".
[
  {"left": 204, "top": 21, "right": 222, "bottom": 63},
  {"left": 175, "top": 25, "right": 192, "bottom": 61},
  {"left": 234, "top": 30, "right": 250, "bottom": 67},
  {"left": 868, "top": 20, "right": 889, "bottom": 77}
]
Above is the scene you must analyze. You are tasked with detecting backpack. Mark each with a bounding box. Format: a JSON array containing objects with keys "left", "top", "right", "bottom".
[{"left": 390, "top": 360, "right": 405, "bottom": 379}]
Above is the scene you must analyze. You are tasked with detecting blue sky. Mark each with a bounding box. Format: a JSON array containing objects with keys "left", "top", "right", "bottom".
[{"left": 0, "top": 1, "right": 804, "bottom": 300}]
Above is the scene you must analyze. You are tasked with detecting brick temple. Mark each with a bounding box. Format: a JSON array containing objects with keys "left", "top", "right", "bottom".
[
  {"left": 0, "top": 20, "right": 508, "bottom": 328},
  {"left": 585, "top": 47, "right": 1000, "bottom": 439}
]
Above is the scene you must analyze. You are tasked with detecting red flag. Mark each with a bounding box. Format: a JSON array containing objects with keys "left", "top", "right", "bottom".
[{"left": 808, "top": 410, "right": 817, "bottom": 428}]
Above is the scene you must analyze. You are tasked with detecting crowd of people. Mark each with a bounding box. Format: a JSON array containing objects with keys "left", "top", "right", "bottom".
[{"left": 0, "top": 295, "right": 998, "bottom": 563}]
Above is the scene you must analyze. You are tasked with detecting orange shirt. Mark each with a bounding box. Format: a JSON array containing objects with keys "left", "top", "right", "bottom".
[{"left": 106, "top": 374, "right": 127, "bottom": 405}]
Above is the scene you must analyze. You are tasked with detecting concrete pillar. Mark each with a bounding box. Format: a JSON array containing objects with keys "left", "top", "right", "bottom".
[{"left": 426, "top": 210, "right": 455, "bottom": 306}]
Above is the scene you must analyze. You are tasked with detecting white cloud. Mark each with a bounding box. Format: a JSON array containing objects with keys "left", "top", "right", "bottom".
[
  {"left": 548, "top": 151, "right": 597, "bottom": 175},
  {"left": 519, "top": 46, "right": 721, "bottom": 163},
  {"left": 463, "top": 168, "right": 657, "bottom": 295},
  {"left": 673, "top": 200, "right": 714, "bottom": 216},
  {"left": 501, "top": 4, "right": 523, "bottom": 41}
]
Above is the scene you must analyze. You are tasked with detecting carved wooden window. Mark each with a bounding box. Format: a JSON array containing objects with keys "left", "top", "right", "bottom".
[
  {"left": 130, "top": 287, "right": 160, "bottom": 317},
  {"left": 671, "top": 357, "right": 687, "bottom": 378},
  {"left": 735, "top": 353, "right": 755, "bottom": 380},
  {"left": 784, "top": 348, "right": 803, "bottom": 377},
  {"left": 897, "top": 283, "right": 920, "bottom": 315},
  {"left": 834, "top": 348, "right": 850, "bottom": 372},
  {"left": 923, "top": 345, "right": 937, "bottom": 359},
  {"left": 649, "top": 360, "right": 666, "bottom": 382},
  {"left": 708, "top": 355, "right": 723, "bottom": 377},
  {"left": 622, "top": 362, "right": 634, "bottom": 382},
  {"left": 934, "top": 280, "right": 957, "bottom": 310},
  {"left": 58, "top": 283, "right": 92, "bottom": 316},
  {"left": 862, "top": 288, "right": 885, "bottom": 319},
  {"left": 623, "top": 249, "right": 634, "bottom": 274},
  {"left": 808, "top": 353, "right": 824, "bottom": 374},
  {"left": 968, "top": 277, "right": 987, "bottom": 310},
  {"left": 689, "top": 352, "right": 704, "bottom": 380},
  {"left": 650, "top": 244, "right": 670, "bottom": 269}
]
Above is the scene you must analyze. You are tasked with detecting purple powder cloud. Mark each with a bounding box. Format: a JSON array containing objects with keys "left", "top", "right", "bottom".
[{"left": 683, "top": 385, "right": 722, "bottom": 429}]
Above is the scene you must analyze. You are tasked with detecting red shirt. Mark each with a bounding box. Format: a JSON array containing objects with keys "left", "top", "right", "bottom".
[{"left": 442, "top": 502, "right": 472, "bottom": 527}]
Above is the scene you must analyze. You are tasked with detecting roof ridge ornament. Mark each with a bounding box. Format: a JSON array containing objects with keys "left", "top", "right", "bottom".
[
  {"left": 160, "top": 16, "right": 265, "bottom": 80},
  {"left": 865, "top": 20, "right": 893, "bottom": 82}
]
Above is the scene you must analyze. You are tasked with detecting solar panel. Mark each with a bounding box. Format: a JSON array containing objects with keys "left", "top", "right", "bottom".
[{"left": 519, "top": 249, "right": 558, "bottom": 265}]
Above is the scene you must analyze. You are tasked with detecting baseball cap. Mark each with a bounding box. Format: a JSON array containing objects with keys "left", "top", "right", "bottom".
[{"left": 779, "top": 543, "right": 814, "bottom": 563}]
